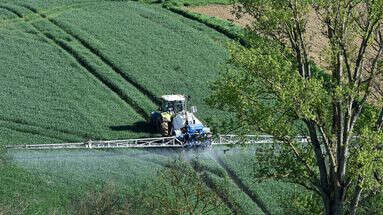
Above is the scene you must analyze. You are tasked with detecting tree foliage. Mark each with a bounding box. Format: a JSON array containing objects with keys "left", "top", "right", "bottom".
[{"left": 208, "top": 0, "right": 383, "bottom": 214}]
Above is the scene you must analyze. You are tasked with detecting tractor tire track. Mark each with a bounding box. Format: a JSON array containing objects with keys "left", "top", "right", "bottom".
[
  {"left": 143, "top": 148, "right": 182, "bottom": 168},
  {"left": 19, "top": 3, "right": 161, "bottom": 107},
  {"left": 0, "top": 5, "right": 23, "bottom": 18},
  {"left": 213, "top": 153, "right": 271, "bottom": 215},
  {"left": 0, "top": 116, "right": 97, "bottom": 140},
  {"left": 12, "top": 151, "right": 157, "bottom": 162},
  {"left": 0, "top": 4, "right": 77, "bottom": 29},
  {"left": 44, "top": 33, "right": 150, "bottom": 120},
  {"left": 0, "top": 123, "right": 73, "bottom": 143},
  {"left": 4, "top": 4, "right": 150, "bottom": 120},
  {"left": 189, "top": 158, "right": 227, "bottom": 178},
  {"left": 190, "top": 160, "right": 242, "bottom": 215},
  {"left": 143, "top": 148, "right": 241, "bottom": 212}
]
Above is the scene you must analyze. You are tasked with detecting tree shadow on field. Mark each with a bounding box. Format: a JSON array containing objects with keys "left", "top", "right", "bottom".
[{"left": 109, "top": 121, "right": 158, "bottom": 135}]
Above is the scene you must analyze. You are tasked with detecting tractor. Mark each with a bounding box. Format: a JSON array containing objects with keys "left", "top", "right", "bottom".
[{"left": 150, "top": 95, "right": 212, "bottom": 147}]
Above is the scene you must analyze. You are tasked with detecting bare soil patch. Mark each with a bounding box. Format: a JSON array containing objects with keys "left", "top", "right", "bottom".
[
  {"left": 186, "top": 5, "right": 328, "bottom": 68},
  {"left": 186, "top": 4, "right": 253, "bottom": 27},
  {"left": 186, "top": 5, "right": 383, "bottom": 101}
]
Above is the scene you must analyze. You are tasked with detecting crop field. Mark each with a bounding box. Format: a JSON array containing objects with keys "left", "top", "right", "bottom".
[
  {"left": 0, "top": 0, "right": 231, "bottom": 146},
  {"left": 216, "top": 148, "right": 317, "bottom": 214},
  {"left": 3, "top": 148, "right": 170, "bottom": 213},
  {"left": 3, "top": 146, "right": 303, "bottom": 214}
]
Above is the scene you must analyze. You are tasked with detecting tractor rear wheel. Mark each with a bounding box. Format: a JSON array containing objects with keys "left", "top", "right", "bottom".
[{"left": 150, "top": 112, "right": 162, "bottom": 132}]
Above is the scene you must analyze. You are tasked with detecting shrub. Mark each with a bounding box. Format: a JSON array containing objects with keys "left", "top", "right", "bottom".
[
  {"left": 74, "top": 183, "right": 123, "bottom": 215},
  {"left": 136, "top": 157, "right": 228, "bottom": 215}
]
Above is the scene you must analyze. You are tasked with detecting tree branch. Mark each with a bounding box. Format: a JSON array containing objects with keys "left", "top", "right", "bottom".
[
  {"left": 376, "top": 107, "right": 383, "bottom": 131},
  {"left": 318, "top": 124, "right": 337, "bottom": 172},
  {"left": 286, "top": 139, "right": 316, "bottom": 176},
  {"left": 348, "top": 179, "right": 364, "bottom": 215},
  {"left": 351, "top": 31, "right": 383, "bottom": 131},
  {"left": 306, "top": 120, "right": 330, "bottom": 196},
  {"left": 353, "top": 10, "right": 382, "bottom": 83}
]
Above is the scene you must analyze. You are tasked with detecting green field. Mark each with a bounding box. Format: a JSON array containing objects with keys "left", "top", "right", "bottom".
[
  {"left": 2, "top": 148, "right": 168, "bottom": 213},
  {"left": 0, "top": 0, "right": 231, "bottom": 146},
  {"left": 3, "top": 146, "right": 307, "bottom": 214},
  {"left": 0, "top": 0, "right": 311, "bottom": 214}
]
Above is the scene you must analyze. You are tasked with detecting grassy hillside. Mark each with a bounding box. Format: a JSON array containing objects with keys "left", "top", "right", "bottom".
[
  {"left": 2, "top": 149, "right": 167, "bottom": 213},
  {"left": 3, "top": 146, "right": 314, "bottom": 214},
  {"left": 0, "top": 1, "right": 237, "bottom": 214},
  {"left": 0, "top": 1, "right": 313, "bottom": 214},
  {"left": 3, "top": 148, "right": 250, "bottom": 214},
  {"left": 216, "top": 148, "right": 322, "bottom": 214},
  {"left": 0, "top": 0, "right": 231, "bottom": 145}
]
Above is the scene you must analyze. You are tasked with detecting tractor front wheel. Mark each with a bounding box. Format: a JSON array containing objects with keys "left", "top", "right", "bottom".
[{"left": 160, "top": 121, "right": 170, "bottom": 136}]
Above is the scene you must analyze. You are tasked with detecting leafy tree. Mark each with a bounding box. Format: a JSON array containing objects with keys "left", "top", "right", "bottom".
[{"left": 208, "top": 0, "right": 383, "bottom": 214}]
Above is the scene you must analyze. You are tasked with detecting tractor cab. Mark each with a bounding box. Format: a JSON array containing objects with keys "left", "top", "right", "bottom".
[
  {"left": 160, "top": 95, "right": 186, "bottom": 114},
  {"left": 151, "top": 95, "right": 187, "bottom": 136}
]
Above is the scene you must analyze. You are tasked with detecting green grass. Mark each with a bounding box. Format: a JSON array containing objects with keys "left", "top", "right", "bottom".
[
  {"left": 0, "top": 26, "right": 145, "bottom": 143},
  {"left": 217, "top": 146, "right": 321, "bottom": 214},
  {"left": 46, "top": 1, "right": 232, "bottom": 119},
  {"left": 0, "top": 2, "right": 236, "bottom": 212},
  {"left": 190, "top": 149, "right": 276, "bottom": 215},
  {"left": 3, "top": 146, "right": 311, "bottom": 214},
  {"left": 167, "top": 6, "right": 249, "bottom": 47},
  {"left": 4, "top": 148, "right": 267, "bottom": 214},
  {"left": 0, "top": 0, "right": 232, "bottom": 145},
  {"left": 3, "top": 148, "right": 170, "bottom": 214}
]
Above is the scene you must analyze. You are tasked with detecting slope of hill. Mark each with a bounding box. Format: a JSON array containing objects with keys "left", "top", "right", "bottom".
[
  {"left": 0, "top": 0, "right": 231, "bottom": 145},
  {"left": 0, "top": 0, "right": 233, "bottom": 213},
  {"left": 0, "top": 1, "right": 312, "bottom": 214}
]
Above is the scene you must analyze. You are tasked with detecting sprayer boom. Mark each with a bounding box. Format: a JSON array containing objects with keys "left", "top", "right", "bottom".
[{"left": 6, "top": 135, "right": 309, "bottom": 150}]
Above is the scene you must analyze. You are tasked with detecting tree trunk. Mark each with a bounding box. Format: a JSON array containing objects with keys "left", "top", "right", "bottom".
[
  {"left": 322, "top": 193, "right": 345, "bottom": 215},
  {"left": 333, "top": 192, "right": 344, "bottom": 215}
]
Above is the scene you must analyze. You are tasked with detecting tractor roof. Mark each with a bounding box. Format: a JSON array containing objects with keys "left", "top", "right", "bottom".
[{"left": 161, "top": 95, "right": 185, "bottom": 102}]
